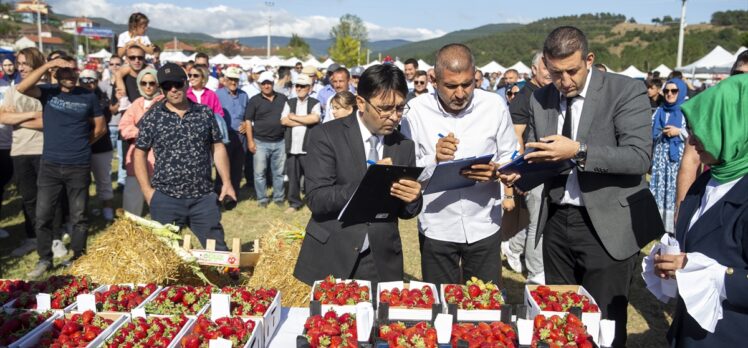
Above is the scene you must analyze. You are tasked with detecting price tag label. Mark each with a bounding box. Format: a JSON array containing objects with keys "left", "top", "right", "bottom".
[
  {"left": 77, "top": 294, "right": 96, "bottom": 312},
  {"left": 209, "top": 338, "right": 232, "bottom": 348},
  {"left": 132, "top": 308, "right": 146, "bottom": 318},
  {"left": 36, "top": 293, "right": 51, "bottom": 311},
  {"left": 210, "top": 293, "right": 231, "bottom": 322}
]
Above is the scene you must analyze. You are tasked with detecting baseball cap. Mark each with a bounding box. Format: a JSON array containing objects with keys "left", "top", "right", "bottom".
[
  {"left": 350, "top": 66, "right": 364, "bottom": 77},
  {"left": 258, "top": 71, "right": 275, "bottom": 84},
  {"left": 327, "top": 63, "right": 340, "bottom": 73},
  {"left": 223, "top": 66, "right": 243, "bottom": 79},
  {"left": 251, "top": 65, "right": 266, "bottom": 74},
  {"left": 79, "top": 69, "right": 98, "bottom": 80},
  {"left": 302, "top": 66, "right": 317, "bottom": 75},
  {"left": 157, "top": 62, "right": 187, "bottom": 85},
  {"left": 293, "top": 74, "right": 312, "bottom": 86}
]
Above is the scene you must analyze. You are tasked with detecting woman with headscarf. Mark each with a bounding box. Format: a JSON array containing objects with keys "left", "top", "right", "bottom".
[
  {"left": 650, "top": 78, "right": 688, "bottom": 233},
  {"left": 1, "top": 54, "right": 21, "bottom": 86},
  {"left": 653, "top": 74, "right": 748, "bottom": 347},
  {"left": 119, "top": 68, "right": 163, "bottom": 216}
]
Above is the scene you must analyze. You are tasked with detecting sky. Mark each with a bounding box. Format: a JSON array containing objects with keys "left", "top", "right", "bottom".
[{"left": 46, "top": 0, "right": 748, "bottom": 41}]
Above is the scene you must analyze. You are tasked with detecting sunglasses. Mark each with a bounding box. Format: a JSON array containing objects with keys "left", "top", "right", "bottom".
[
  {"left": 506, "top": 91, "right": 516, "bottom": 97},
  {"left": 188, "top": 74, "right": 202, "bottom": 79},
  {"left": 414, "top": 81, "right": 427, "bottom": 85},
  {"left": 295, "top": 84, "right": 309, "bottom": 89},
  {"left": 161, "top": 81, "right": 185, "bottom": 90},
  {"left": 128, "top": 55, "right": 145, "bottom": 61},
  {"left": 663, "top": 88, "right": 679, "bottom": 95},
  {"left": 140, "top": 81, "right": 157, "bottom": 87},
  {"left": 79, "top": 78, "right": 96, "bottom": 84}
]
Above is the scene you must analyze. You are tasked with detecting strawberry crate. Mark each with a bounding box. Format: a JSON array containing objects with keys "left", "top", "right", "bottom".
[
  {"left": 144, "top": 285, "right": 214, "bottom": 317},
  {"left": 0, "top": 279, "right": 32, "bottom": 307},
  {"left": 309, "top": 277, "right": 372, "bottom": 315},
  {"left": 296, "top": 309, "right": 375, "bottom": 348},
  {"left": 70, "top": 283, "right": 162, "bottom": 314},
  {"left": 182, "top": 236, "right": 261, "bottom": 268},
  {"left": 517, "top": 312, "right": 599, "bottom": 348},
  {"left": 376, "top": 281, "right": 440, "bottom": 322},
  {"left": 90, "top": 313, "right": 193, "bottom": 348},
  {"left": 171, "top": 314, "right": 260, "bottom": 348},
  {"left": 16, "top": 311, "right": 127, "bottom": 348},
  {"left": 205, "top": 287, "right": 281, "bottom": 348},
  {"left": 524, "top": 285, "right": 602, "bottom": 344},
  {"left": 2, "top": 310, "right": 62, "bottom": 348},
  {"left": 3, "top": 277, "right": 102, "bottom": 313},
  {"left": 439, "top": 279, "right": 506, "bottom": 322}
]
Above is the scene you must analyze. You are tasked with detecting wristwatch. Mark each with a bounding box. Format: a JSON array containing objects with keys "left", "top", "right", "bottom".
[{"left": 574, "top": 143, "right": 588, "bottom": 167}]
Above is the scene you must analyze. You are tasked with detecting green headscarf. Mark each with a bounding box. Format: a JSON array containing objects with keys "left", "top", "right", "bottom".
[{"left": 681, "top": 74, "right": 748, "bottom": 184}]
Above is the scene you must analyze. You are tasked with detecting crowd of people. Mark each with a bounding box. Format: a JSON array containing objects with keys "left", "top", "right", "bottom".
[{"left": 1, "top": 12, "right": 748, "bottom": 347}]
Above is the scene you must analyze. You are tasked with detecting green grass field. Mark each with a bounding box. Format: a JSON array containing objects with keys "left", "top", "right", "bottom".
[{"left": 0, "top": 169, "right": 674, "bottom": 347}]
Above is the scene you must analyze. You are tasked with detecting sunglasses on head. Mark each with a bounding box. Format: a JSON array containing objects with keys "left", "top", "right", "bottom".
[
  {"left": 140, "top": 81, "right": 157, "bottom": 87},
  {"left": 128, "top": 55, "right": 145, "bottom": 61},
  {"left": 161, "top": 81, "right": 185, "bottom": 91},
  {"left": 663, "top": 88, "right": 679, "bottom": 95}
]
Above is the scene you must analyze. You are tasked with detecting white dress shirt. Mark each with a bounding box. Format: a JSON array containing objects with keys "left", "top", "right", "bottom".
[
  {"left": 401, "top": 89, "right": 518, "bottom": 244},
  {"left": 356, "top": 112, "right": 382, "bottom": 252},
  {"left": 281, "top": 97, "right": 321, "bottom": 155},
  {"left": 556, "top": 70, "right": 592, "bottom": 206}
]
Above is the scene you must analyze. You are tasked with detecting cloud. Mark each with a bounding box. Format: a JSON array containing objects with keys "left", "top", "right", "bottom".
[{"left": 47, "top": 0, "right": 444, "bottom": 41}]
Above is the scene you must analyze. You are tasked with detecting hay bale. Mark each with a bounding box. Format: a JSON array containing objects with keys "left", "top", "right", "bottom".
[
  {"left": 246, "top": 221, "right": 309, "bottom": 307},
  {"left": 67, "top": 218, "right": 202, "bottom": 285}
]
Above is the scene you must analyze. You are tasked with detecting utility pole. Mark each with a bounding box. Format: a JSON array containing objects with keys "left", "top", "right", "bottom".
[
  {"left": 676, "top": 0, "right": 687, "bottom": 67},
  {"left": 265, "top": 1, "right": 274, "bottom": 59},
  {"left": 34, "top": 0, "right": 43, "bottom": 51}
]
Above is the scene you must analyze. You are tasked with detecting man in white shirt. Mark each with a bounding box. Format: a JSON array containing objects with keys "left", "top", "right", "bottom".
[
  {"left": 401, "top": 44, "right": 518, "bottom": 286},
  {"left": 280, "top": 74, "right": 321, "bottom": 213}
]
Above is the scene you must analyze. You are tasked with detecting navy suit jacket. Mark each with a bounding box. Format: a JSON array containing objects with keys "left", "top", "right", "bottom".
[{"left": 668, "top": 172, "right": 748, "bottom": 347}]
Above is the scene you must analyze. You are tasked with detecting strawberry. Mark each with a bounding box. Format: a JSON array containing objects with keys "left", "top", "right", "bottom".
[
  {"left": 312, "top": 276, "right": 370, "bottom": 305},
  {"left": 530, "top": 286, "right": 599, "bottom": 313},
  {"left": 444, "top": 277, "right": 503, "bottom": 310},
  {"left": 145, "top": 286, "right": 213, "bottom": 315},
  {"left": 39, "top": 310, "right": 111, "bottom": 347},
  {"left": 379, "top": 284, "right": 436, "bottom": 309},
  {"left": 304, "top": 310, "right": 357, "bottom": 348}
]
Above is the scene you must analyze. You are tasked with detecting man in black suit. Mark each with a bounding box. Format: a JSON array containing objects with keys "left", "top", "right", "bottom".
[
  {"left": 293, "top": 64, "right": 423, "bottom": 287},
  {"left": 501, "top": 26, "right": 663, "bottom": 347}
]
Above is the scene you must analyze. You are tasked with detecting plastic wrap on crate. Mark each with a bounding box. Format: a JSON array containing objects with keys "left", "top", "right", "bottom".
[
  {"left": 439, "top": 284, "right": 505, "bottom": 322},
  {"left": 17, "top": 312, "right": 127, "bottom": 348},
  {"left": 309, "top": 278, "right": 372, "bottom": 315},
  {"left": 524, "top": 284, "right": 602, "bottom": 344},
  {"left": 70, "top": 283, "right": 162, "bottom": 314},
  {"left": 376, "top": 281, "right": 441, "bottom": 322}
]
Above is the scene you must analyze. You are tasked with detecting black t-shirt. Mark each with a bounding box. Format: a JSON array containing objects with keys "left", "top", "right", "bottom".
[
  {"left": 124, "top": 74, "right": 140, "bottom": 102},
  {"left": 39, "top": 85, "right": 103, "bottom": 165},
  {"left": 244, "top": 92, "right": 288, "bottom": 142},
  {"left": 91, "top": 89, "right": 113, "bottom": 154},
  {"left": 509, "top": 81, "right": 541, "bottom": 143}
]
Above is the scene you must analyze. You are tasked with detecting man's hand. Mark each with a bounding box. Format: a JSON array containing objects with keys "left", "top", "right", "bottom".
[
  {"left": 498, "top": 172, "right": 521, "bottom": 187},
  {"left": 654, "top": 252, "right": 688, "bottom": 279},
  {"left": 247, "top": 140, "right": 257, "bottom": 154},
  {"left": 143, "top": 187, "right": 156, "bottom": 206},
  {"left": 238, "top": 122, "right": 247, "bottom": 134},
  {"left": 219, "top": 184, "right": 237, "bottom": 202},
  {"left": 663, "top": 126, "right": 680, "bottom": 138},
  {"left": 47, "top": 58, "right": 74, "bottom": 69},
  {"left": 524, "top": 135, "right": 579, "bottom": 163},
  {"left": 502, "top": 196, "right": 516, "bottom": 211},
  {"left": 376, "top": 157, "right": 393, "bottom": 165},
  {"left": 435, "top": 132, "right": 459, "bottom": 163},
  {"left": 391, "top": 179, "right": 421, "bottom": 203},
  {"left": 461, "top": 162, "right": 497, "bottom": 182}
]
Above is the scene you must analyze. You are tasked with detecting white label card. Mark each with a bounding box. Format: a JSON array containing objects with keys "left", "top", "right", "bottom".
[
  {"left": 132, "top": 308, "right": 146, "bottom": 318},
  {"left": 36, "top": 293, "right": 51, "bottom": 311},
  {"left": 77, "top": 294, "right": 97, "bottom": 312},
  {"left": 210, "top": 293, "right": 231, "bottom": 322},
  {"left": 209, "top": 338, "right": 232, "bottom": 348}
]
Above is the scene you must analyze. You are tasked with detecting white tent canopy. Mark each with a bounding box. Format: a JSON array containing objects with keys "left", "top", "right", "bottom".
[
  {"left": 480, "top": 61, "right": 505, "bottom": 74},
  {"left": 676, "top": 45, "right": 734, "bottom": 74},
  {"left": 282, "top": 57, "right": 302, "bottom": 67},
  {"left": 507, "top": 61, "right": 531, "bottom": 75},
  {"left": 393, "top": 59, "right": 404, "bottom": 70},
  {"left": 320, "top": 58, "right": 335, "bottom": 69},
  {"left": 363, "top": 60, "right": 381, "bottom": 69},
  {"left": 160, "top": 51, "right": 191, "bottom": 63},
  {"left": 653, "top": 64, "right": 672, "bottom": 77},
  {"left": 211, "top": 54, "right": 230, "bottom": 65},
  {"left": 304, "top": 57, "right": 322, "bottom": 69},
  {"left": 88, "top": 49, "right": 111, "bottom": 59},
  {"left": 417, "top": 59, "right": 432, "bottom": 71},
  {"left": 618, "top": 65, "right": 647, "bottom": 79}
]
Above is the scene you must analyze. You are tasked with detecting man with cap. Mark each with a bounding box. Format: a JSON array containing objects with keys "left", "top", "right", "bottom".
[
  {"left": 349, "top": 66, "right": 364, "bottom": 94},
  {"left": 244, "top": 70, "right": 289, "bottom": 208},
  {"left": 216, "top": 66, "right": 251, "bottom": 196},
  {"left": 280, "top": 74, "right": 321, "bottom": 213},
  {"left": 134, "top": 62, "right": 235, "bottom": 252},
  {"left": 301, "top": 65, "right": 322, "bottom": 99},
  {"left": 242, "top": 66, "right": 265, "bottom": 99}
]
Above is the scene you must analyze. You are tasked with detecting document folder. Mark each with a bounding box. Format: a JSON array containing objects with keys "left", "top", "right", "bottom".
[
  {"left": 338, "top": 164, "right": 424, "bottom": 223},
  {"left": 498, "top": 151, "right": 574, "bottom": 192},
  {"left": 423, "top": 154, "right": 495, "bottom": 194}
]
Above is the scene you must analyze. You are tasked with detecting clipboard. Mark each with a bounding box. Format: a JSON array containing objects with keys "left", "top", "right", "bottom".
[
  {"left": 498, "top": 150, "right": 574, "bottom": 192},
  {"left": 338, "top": 164, "right": 424, "bottom": 223},
  {"left": 422, "top": 154, "right": 495, "bottom": 194}
]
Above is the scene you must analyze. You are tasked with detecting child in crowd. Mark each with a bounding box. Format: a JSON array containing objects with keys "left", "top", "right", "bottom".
[
  {"left": 330, "top": 91, "right": 356, "bottom": 119},
  {"left": 117, "top": 13, "right": 153, "bottom": 57}
]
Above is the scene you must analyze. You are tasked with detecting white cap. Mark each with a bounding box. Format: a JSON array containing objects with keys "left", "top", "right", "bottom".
[
  {"left": 293, "top": 74, "right": 312, "bottom": 86},
  {"left": 252, "top": 65, "right": 266, "bottom": 74},
  {"left": 258, "top": 71, "right": 275, "bottom": 83}
]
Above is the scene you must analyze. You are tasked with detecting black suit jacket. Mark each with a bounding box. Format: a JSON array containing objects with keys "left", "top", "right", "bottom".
[
  {"left": 668, "top": 173, "right": 748, "bottom": 347},
  {"left": 293, "top": 114, "right": 422, "bottom": 285}
]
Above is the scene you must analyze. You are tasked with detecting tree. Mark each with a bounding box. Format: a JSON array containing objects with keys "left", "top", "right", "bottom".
[
  {"left": 328, "top": 14, "right": 368, "bottom": 67},
  {"left": 651, "top": 17, "right": 661, "bottom": 25},
  {"left": 330, "top": 14, "right": 368, "bottom": 45},
  {"left": 0, "top": 3, "right": 19, "bottom": 38},
  {"left": 287, "top": 33, "right": 310, "bottom": 58},
  {"left": 628, "top": 17, "right": 636, "bottom": 24},
  {"left": 328, "top": 35, "right": 361, "bottom": 68}
]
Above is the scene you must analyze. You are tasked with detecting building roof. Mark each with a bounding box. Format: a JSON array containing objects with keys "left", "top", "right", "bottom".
[
  {"left": 62, "top": 17, "right": 94, "bottom": 23},
  {"left": 22, "top": 35, "right": 65, "bottom": 45}
]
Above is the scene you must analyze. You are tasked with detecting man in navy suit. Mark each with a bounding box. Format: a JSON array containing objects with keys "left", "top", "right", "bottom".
[{"left": 293, "top": 64, "right": 423, "bottom": 287}]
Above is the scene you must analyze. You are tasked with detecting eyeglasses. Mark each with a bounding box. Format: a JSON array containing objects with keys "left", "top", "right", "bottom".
[
  {"left": 79, "top": 78, "right": 96, "bottom": 84},
  {"left": 363, "top": 98, "right": 408, "bottom": 118},
  {"left": 295, "top": 85, "right": 309, "bottom": 89},
  {"left": 140, "top": 81, "right": 157, "bottom": 87},
  {"left": 414, "top": 81, "right": 426, "bottom": 85},
  {"left": 161, "top": 81, "right": 185, "bottom": 91},
  {"left": 225, "top": 77, "right": 239, "bottom": 83},
  {"left": 188, "top": 74, "right": 202, "bottom": 79},
  {"left": 663, "top": 88, "right": 679, "bottom": 95},
  {"left": 506, "top": 91, "right": 516, "bottom": 97},
  {"left": 128, "top": 55, "right": 145, "bottom": 61}
]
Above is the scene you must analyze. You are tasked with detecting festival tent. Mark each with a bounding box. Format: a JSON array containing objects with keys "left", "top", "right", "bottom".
[
  {"left": 507, "top": 61, "right": 531, "bottom": 75},
  {"left": 304, "top": 57, "right": 322, "bottom": 68},
  {"left": 676, "top": 45, "right": 734, "bottom": 74},
  {"left": 160, "top": 51, "right": 191, "bottom": 63},
  {"left": 320, "top": 58, "right": 335, "bottom": 69},
  {"left": 363, "top": 60, "right": 381, "bottom": 68},
  {"left": 480, "top": 61, "right": 505, "bottom": 74},
  {"left": 417, "top": 59, "right": 432, "bottom": 71},
  {"left": 393, "top": 59, "right": 404, "bottom": 70},
  {"left": 88, "top": 49, "right": 112, "bottom": 59},
  {"left": 282, "top": 57, "right": 303, "bottom": 67},
  {"left": 211, "top": 54, "right": 230, "bottom": 65},
  {"left": 653, "top": 64, "right": 672, "bottom": 77},
  {"left": 618, "top": 65, "right": 647, "bottom": 79}
]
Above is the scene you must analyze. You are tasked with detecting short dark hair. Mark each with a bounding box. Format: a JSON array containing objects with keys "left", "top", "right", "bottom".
[
  {"left": 646, "top": 78, "right": 663, "bottom": 89},
  {"left": 195, "top": 52, "right": 209, "bottom": 62},
  {"left": 730, "top": 50, "right": 748, "bottom": 76},
  {"left": 47, "top": 50, "right": 68, "bottom": 61},
  {"left": 357, "top": 64, "right": 407, "bottom": 101},
  {"left": 669, "top": 71, "right": 683, "bottom": 80},
  {"left": 593, "top": 63, "right": 607, "bottom": 72},
  {"left": 414, "top": 70, "right": 428, "bottom": 78},
  {"left": 404, "top": 58, "right": 418, "bottom": 68},
  {"left": 152, "top": 44, "right": 162, "bottom": 54},
  {"left": 333, "top": 67, "right": 350, "bottom": 79},
  {"left": 277, "top": 66, "right": 292, "bottom": 80},
  {"left": 543, "top": 26, "right": 589, "bottom": 59},
  {"left": 126, "top": 45, "right": 145, "bottom": 54},
  {"left": 504, "top": 69, "right": 519, "bottom": 76}
]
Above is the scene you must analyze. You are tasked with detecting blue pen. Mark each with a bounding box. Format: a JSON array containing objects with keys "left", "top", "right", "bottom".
[
  {"left": 511, "top": 150, "right": 519, "bottom": 160},
  {"left": 366, "top": 160, "right": 377, "bottom": 165},
  {"left": 438, "top": 133, "right": 446, "bottom": 138}
]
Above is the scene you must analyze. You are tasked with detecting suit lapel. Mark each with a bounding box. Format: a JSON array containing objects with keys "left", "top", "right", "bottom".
[
  {"left": 342, "top": 114, "right": 368, "bottom": 177},
  {"left": 382, "top": 134, "right": 397, "bottom": 164},
  {"left": 681, "top": 175, "right": 748, "bottom": 249},
  {"left": 576, "top": 69, "right": 603, "bottom": 143},
  {"left": 544, "top": 90, "right": 561, "bottom": 138}
]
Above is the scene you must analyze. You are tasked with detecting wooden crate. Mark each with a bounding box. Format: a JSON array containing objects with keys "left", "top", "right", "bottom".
[{"left": 182, "top": 237, "right": 261, "bottom": 268}]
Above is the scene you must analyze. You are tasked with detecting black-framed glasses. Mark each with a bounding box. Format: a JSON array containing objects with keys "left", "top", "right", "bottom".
[
  {"left": 79, "top": 77, "right": 96, "bottom": 84},
  {"left": 128, "top": 55, "right": 145, "bottom": 61},
  {"left": 161, "top": 80, "right": 185, "bottom": 91},
  {"left": 295, "top": 84, "right": 310, "bottom": 89},
  {"left": 140, "top": 81, "right": 157, "bottom": 87},
  {"left": 188, "top": 74, "right": 202, "bottom": 79},
  {"left": 663, "top": 88, "right": 679, "bottom": 95},
  {"left": 363, "top": 98, "right": 408, "bottom": 118},
  {"left": 414, "top": 80, "right": 427, "bottom": 85}
]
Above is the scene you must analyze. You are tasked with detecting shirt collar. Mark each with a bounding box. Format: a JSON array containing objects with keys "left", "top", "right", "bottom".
[
  {"left": 356, "top": 111, "right": 383, "bottom": 144},
  {"left": 433, "top": 91, "right": 476, "bottom": 118}
]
